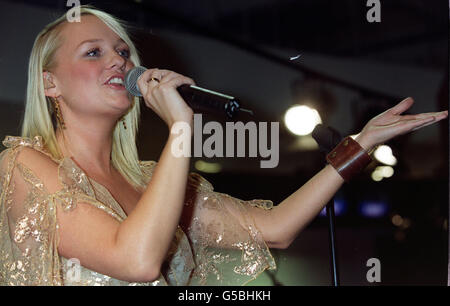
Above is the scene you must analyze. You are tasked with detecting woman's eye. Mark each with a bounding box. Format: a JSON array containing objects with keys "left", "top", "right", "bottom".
[
  {"left": 85, "top": 47, "right": 129, "bottom": 58},
  {"left": 118, "top": 49, "right": 130, "bottom": 58},
  {"left": 86, "top": 48, "right": 100, "bottom": 57}
]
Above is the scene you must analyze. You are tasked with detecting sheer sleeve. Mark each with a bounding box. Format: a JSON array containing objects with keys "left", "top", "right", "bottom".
[
  {"left": 0, "top": 136, "right": 123, "bottom": 286},
  {"left": 0, "top": 140, "right": 62, "bottom": 285},
  {"left": 182, "top": 173, "right": 276, "bottom": 285},
  {"left": 141, "top": 161, "right": 277, "bottom": 286}
]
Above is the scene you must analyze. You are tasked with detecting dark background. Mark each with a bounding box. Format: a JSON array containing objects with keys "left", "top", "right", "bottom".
[{"left": 0, "top": 0, "right": 448, "bottom": 285}]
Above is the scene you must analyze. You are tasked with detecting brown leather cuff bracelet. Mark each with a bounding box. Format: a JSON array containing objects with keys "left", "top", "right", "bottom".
[{"left": 326, "top": 136, "right": 372, "bottom": 182}]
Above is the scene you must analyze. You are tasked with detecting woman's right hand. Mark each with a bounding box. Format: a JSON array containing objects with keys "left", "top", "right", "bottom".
[{"left": 136, "top": 68, "right": 195, "bottom": 128}]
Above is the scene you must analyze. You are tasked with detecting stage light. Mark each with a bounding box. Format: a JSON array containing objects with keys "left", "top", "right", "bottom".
[
  {"left": 194, "top": 160, "right": 222, "bottom": 173},
  {"left": 284, "top": 105, "right": 322, "bottom": 136},
  {"left": 401, "top": 218, "right": 411, "bottom": 229},
  {"left": 334, "top": 199, "right": 347, "bottom": 216},
  {"left": 371, "top": 170, "right": 383, "bottom": 182},
  {"left": 373, "top": 145, "right": 397, "bottom": 166},
  {"left": 371, "top": 166, "right": 394, "bottom": 181},
  {"left": 319, "top": 207, "right": 326, "bottom": 217},
  {"left": 359, "top": 201, "right": 389, "bottom": 218},
  {"left": 319, "top": 199, "right": 347, "bottom": 217},
  {"left": 379, "top": 166, "right": 394, "bottom": 178},
  {"left": 391, "top": 214, "right": 403, "bottom": 226}
]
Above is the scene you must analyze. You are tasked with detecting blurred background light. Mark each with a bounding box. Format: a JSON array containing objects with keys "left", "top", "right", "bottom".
[
  {"left": 401, "top": 218, "right": 411, "bottom": 229},
  {"left": 358, "top": 201, "right": 389, "bottom": 218},
  {"left": 371, "top": 170, "right": 384, "bottom": 182},
  {"left": 284, "top": 105, "right": 322, "bottom": 136},
  {"left": 371, "top": 165, "right": 395, "bottom": 181},
  {"left": 373, "top": 145, "right": 397, "bottom": 166},
  {"left": 379, "top": 166, "right": 394, "bottom": 177},
  {"left": 391, "top": 214, "right": 403, "bottom": 226},
  {"left": 319, "top": 199, "right": 348, "bottom": 217},
  {"left": 194, "top": 160, "right": 222, "bottom": 173}
]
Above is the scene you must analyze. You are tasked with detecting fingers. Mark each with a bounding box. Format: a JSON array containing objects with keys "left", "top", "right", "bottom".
[
  {"left": 410, "top": 116, "right": 436, "bottom": 132},
  {"left": 389, "top": 97, "right": 414, "bottom": 115},
  {"left": 404, "top": 112, "right": 447, "bottom": 132},
  {"left": 161, "top": 75, "right": 195, "bottom": 90},
  {"left": 137, "top": 68, "right": 195, "bottom": 96},
  {"left": 401, "top": 111, "right": 447, "bottom": 121},
  {"left": 137, "top": 68, "right": 163, "bottom": 96},
  {"left": 410, "top": 111, "right": 448, "bottom": 131},
  {"left": 136, "top": 68, "right": 195, "bottom": 126}
]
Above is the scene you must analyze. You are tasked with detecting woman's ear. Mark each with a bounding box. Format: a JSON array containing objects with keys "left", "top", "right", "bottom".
[{"left": 43, "top": 71, "right": 59, "bottom": 98}]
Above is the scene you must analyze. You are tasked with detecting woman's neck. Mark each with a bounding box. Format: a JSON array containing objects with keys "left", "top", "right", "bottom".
[{"left": 56, "top": 117, "right": 117, "bottom": 177}]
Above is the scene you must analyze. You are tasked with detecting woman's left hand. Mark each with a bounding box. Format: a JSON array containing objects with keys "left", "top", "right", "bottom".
[{"left": 355, "top": 97, "right": 448, "bottom": 151}]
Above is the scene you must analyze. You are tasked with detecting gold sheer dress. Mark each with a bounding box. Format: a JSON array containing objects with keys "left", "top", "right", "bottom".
[{"left": 0, "top": 136, "right": 276, "bottom": 286}]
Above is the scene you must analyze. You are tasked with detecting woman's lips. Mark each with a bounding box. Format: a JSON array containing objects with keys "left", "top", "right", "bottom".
[{"left": 105, "top": 83, "right": 126, "bottom": 91}]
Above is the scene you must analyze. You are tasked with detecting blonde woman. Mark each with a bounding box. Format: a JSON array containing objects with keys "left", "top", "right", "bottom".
[{"left": 0, "top": 6, "right": 447, "bottom": 286}]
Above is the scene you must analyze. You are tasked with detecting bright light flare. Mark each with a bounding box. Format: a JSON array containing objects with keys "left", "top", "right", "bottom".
[
  {"left": 194, "top": 160, "right": 222, "bottom": 173},
  {"left": 284, "top": 105, "right": 322, "bottom": 136},
  {"left": 371, "top": 166, "right": 394, "bottom": 182},
  {"left": 374, "top": 145, "right": 397, "bottom": 166}
]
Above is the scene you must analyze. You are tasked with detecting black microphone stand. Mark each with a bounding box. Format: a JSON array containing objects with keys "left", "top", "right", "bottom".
[{"left": 312, "top": 124, "right": 342, "bottom": 286}]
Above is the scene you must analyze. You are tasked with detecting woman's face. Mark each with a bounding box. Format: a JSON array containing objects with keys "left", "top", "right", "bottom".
[{"left": 51, "top": 15, "right": 134, "bottom": 119}]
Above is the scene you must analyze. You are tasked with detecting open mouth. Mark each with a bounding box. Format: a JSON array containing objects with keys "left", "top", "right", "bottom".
[{"left": 105, "top": 76, "right": 126, "bottom": 90}]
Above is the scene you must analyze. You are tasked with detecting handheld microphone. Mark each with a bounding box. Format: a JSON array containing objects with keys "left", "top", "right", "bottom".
[{"left": 124, "top": 66, "right": 253, "bottom": 119}]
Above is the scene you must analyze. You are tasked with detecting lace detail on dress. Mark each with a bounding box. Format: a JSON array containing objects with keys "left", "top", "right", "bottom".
[
  {"left": 3, "top": 135, "right": 45, "bottom": 150},
  {"left": 54, "top": 158, "right": 124, "bottom": 222},
  {"left": 137, "top": 159, "right": 277, "bottom": 286},
  {"left": 1, "top": 136, "right": 276, "bottom": 286},
  {"left": 0, "top": 145, "right": 61, "bottom": 285}
]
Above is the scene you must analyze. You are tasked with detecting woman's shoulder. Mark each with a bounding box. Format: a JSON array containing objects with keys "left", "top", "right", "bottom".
[
  {"left": 0, "top": 136, "right": 94, "bottom": 198},
  {"left": 1, "top": 135, "right": 59, "bottom": 164},
  {"left": 2, "top": 135, "right": 44, "bottom": 149},
  {"left": 0, "top": 135, "right": 61, "bottom": 185},
  {"left": 2, "top": 135, "right": 52, "bottom": 156}
]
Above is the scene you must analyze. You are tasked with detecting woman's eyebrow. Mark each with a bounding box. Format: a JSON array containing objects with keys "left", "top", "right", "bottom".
[
  {"left": 77, "top": 39, "right": 103, "bottom": 49},
  {"left": 76, "top": 38, "right": 127, "bottom": 49}
]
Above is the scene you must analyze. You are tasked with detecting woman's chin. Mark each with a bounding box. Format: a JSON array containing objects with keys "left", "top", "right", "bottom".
[
  {"left": 103, "top": 86, "right": 133, "bottom": 107},
  {"left": 108, "top": 96, "right": 134, "bottom": 112}
]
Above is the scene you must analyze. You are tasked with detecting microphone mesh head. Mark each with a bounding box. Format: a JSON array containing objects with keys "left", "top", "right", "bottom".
[{"left": 125, "top": 66, "right": 147, "bottom": 97}]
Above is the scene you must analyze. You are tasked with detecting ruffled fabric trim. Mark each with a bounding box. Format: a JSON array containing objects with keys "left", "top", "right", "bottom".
[
  {"left": 2, "top": 136, "right": 129, "bottom": 221},
  {"left": 54, "top": 158, "right": 124, "bottom": 222},
  {"left": 3, "top": 135, "right": 45, "bottom": 150}
]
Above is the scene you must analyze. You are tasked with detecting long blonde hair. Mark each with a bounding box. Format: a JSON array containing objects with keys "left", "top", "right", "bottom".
[{"left": 22, "top": 5, "right": 146, "bottom": 189}]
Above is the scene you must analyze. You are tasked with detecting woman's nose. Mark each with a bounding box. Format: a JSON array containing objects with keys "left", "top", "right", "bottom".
[{"left": 108, "top": 52, "right": 126, "bottom": 71}]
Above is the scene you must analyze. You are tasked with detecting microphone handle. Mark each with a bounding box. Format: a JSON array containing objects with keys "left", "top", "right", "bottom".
[{"left": 177, "top": 84, "right": 242, "bottom": 119}]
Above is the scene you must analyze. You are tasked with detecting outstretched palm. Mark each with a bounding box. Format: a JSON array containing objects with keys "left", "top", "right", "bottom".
[{"left": 357, "top": 97, "right": 448, "bottom": 150}]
